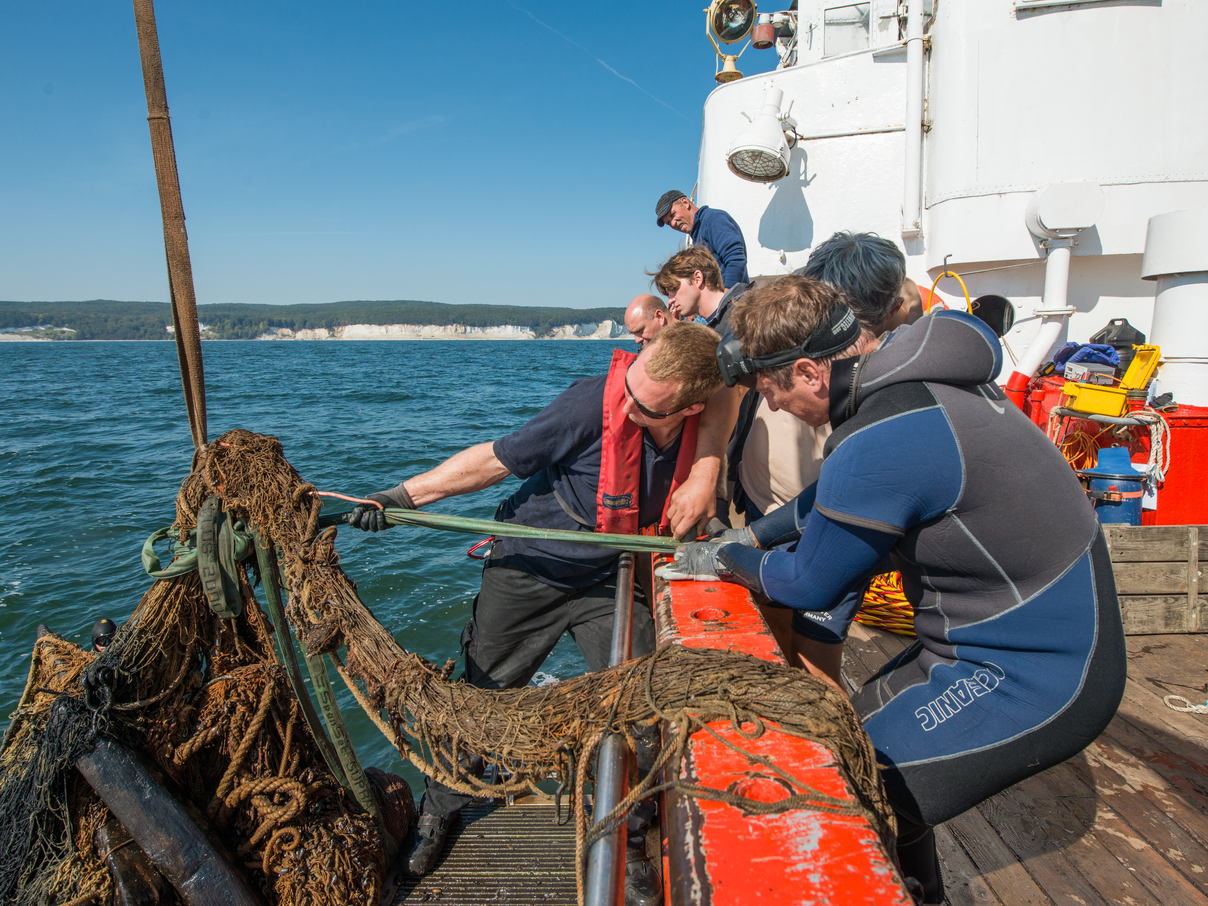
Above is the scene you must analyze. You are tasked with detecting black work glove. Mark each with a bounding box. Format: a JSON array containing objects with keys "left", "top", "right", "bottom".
[{"left": 348, "top": 483, "right": 415, "bottom": 532}]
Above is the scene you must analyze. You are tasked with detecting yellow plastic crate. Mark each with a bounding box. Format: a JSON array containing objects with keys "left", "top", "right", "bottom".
[
  {"left": 1060, "top": 344, "right": 1161, "bottom": 417},
  {"left": 1061, "top": 381, "right": 1128, "bottom": 416},
  {"left": 1119, "top": 344, "right": 1161, "bottom": 390}
]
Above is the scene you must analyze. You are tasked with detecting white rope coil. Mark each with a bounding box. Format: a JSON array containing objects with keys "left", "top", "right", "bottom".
[
  {"left": 1164, "top": 694, "right": 1208, "bottom": 714},
  {"left": 1130, "top": 408, "right": 1171, "bottom": 485}
]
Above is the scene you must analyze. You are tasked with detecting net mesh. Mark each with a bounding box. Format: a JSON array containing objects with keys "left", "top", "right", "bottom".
[{"left": 0, "top": 429, "right": 895, "bottom": 906}]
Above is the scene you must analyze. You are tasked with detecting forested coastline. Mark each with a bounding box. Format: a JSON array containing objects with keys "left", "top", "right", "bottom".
[{"left": 0, "top": 299, "right": 626, "bottom": 341}]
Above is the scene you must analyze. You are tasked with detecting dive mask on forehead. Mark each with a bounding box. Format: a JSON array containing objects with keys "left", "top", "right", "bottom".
[{"left": 717, "top": 303, "right": 861, "bottom": 388}]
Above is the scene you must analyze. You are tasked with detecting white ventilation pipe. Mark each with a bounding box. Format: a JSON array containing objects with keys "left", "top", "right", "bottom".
[
  {"left": 1004, "top": 238, "right": 1075, "bottom": 406},
  {"left": 1005, "top": 183, "right": 1103, "bottom": 407},
  {"left": 1142, "top": 207, "right": 1208, "bottom": 407},
  {"left": 900, "top": 0, "right": 924, "bottom": 237}
]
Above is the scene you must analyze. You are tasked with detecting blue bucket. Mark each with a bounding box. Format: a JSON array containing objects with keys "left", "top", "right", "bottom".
[{"left": 1077, "top": 447, "right": 1145, "bottom": 526}]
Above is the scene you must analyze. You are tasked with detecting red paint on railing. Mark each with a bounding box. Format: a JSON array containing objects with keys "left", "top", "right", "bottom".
[{"left": 655, "top": 573, "right": 911, "bottom": 906}]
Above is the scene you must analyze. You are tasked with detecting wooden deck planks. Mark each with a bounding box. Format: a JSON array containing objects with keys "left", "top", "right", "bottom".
[
  {"left": 1070, "top": 738, "right": 1208, "bottom": 896},
  {"left": 842, "top": 627, "right": 1208, "bottom": 906},
  {"left": 1015, "top": 769, "right": 1155, "bottom": 906},
  {"left": 935, "top": 825, "right": 1004, "bottom": 906},
  {"left": 946, "top": 806, "right": 1054, "bottom": 906},
  {"left": 973, "top": 778, "right": 1111, "bottom": 906}
]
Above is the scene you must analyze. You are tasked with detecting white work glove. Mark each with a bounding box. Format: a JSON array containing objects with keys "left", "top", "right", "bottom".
[
  {"left": 709, "top": 525, "right": 757, "bottom": 547},
  {"left": 655, "top": 541, "right": 725, "bottom": 581}
]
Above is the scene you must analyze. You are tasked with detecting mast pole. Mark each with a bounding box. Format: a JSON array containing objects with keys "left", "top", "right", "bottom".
[{"left": 131, "top": 0, "right": 207, "bottom": 451}]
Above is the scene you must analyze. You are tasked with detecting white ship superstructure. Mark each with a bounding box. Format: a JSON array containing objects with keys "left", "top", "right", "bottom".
[{"left": 696, "top": 0, "right": 1208, "bottom": 393}]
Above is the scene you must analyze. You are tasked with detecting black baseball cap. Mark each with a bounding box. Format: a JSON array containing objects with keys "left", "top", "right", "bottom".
[{"left": 655, "top": 190, "right": 687, "bottom": 226}]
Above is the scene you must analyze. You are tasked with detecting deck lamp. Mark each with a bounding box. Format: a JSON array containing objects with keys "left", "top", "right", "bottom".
[
  {"left": 726, "top": 84, "right": 797, "bottom": 183},
  {"left": 707, "top": 0, "right": 756, "bottom": 83}
]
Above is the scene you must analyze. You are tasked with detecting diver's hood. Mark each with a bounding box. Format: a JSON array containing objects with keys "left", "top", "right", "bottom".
[{"left": 829, "top": 310, "right": 1004, "bottom": 428}]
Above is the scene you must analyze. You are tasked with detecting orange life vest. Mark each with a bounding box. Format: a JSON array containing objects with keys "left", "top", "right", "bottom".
[{"left": 596, "top": 348, "right": 699, "bottom": 536}]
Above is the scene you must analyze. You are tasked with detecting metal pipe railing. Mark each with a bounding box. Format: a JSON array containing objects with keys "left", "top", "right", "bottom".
[{"left": 584, "top": 551, "right": 636, "bottom": 906}]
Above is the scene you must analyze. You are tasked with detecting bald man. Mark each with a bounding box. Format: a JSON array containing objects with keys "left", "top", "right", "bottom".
[{"left": 624, "top": 294, "right": 672, "bottom": 348}]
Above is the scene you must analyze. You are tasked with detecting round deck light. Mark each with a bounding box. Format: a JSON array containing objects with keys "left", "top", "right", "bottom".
[
  {"left": 706, "top": 0, "right": 756, "bottom": 83},
  {"left": 708, "top": 0, "right": 757, "bottom": 44},
  {"left": 726, "top": 85, "right": 795, "bottom": 183}
]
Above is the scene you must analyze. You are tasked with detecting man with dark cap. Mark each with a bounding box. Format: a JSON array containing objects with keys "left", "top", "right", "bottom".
[{"left": 655, "top": 190, "right": 749, "bottom": 288}]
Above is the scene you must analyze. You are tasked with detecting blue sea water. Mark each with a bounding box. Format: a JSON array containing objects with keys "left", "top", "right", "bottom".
[{"left": 0, "top": 338, "right": 630, "bottom": 790}]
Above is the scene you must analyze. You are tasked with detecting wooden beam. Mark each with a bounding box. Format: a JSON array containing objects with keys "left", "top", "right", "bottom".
[{"left": 1190, "top": 526, "right": 1201, "bottom": 632}]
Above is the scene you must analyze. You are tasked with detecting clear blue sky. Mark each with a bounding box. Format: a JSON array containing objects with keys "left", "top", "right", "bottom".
[{"left": 1, "top": 2, "right": 779, "bottom": 309}]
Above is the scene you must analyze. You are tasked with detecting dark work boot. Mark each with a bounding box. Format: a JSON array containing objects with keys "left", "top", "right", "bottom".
[
  {"left": 624, "top": 847, "right": 663, "bottom": 906},
  {"left": 895, "top": 811, "right": 942, "bottom": 905},
  {"left": 406, "top": 812, "right": 454, "bottom": 877}
]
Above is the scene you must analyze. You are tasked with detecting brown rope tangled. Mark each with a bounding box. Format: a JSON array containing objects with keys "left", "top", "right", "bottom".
[{"left": 3, "top": 428, "right": 895, "bottom": 906}]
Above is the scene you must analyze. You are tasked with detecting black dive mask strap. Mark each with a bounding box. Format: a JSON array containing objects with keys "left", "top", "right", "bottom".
[
  {"left": 718, "top": 303, "right": 862, "bottom": 387},
  {"left": 747, "top": 303, "right": 861, "bottom": 371}
]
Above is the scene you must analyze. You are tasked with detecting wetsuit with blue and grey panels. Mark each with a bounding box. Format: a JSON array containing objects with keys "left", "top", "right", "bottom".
[{"left": 717, "top": 310, "right": 1126, "bottom": 831}]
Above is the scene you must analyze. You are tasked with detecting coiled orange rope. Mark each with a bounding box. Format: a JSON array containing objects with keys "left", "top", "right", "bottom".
[{"left": 855, "top": 572, "right": 916, "bottom": 637}]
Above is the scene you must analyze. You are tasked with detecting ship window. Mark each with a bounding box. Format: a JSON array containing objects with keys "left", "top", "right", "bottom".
[{"left": 824, "top": 3, "right": 871, "bottom": 56}]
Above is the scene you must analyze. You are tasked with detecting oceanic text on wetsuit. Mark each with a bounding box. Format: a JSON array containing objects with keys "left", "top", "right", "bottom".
[{"left": 915, "top": 664, "right": 1004, "bottom": 731}]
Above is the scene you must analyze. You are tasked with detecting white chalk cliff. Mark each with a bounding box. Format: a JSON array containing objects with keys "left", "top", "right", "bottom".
[{"left": 254, "top": 320, "right": 627, "bottom": 341}]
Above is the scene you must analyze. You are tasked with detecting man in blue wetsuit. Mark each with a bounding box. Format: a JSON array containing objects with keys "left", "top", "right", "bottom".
[
  {"left": 350, "top": 320, "right": 722, "bottom": 906},
  {"left": 659, "top": 275, "right": 1126, "bottom": 903},
  {"left": 655, "top": 190, "right": 749, "bottom": 288}
]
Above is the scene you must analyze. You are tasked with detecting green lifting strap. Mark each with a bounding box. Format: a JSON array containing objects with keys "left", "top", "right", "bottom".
[
  {"left": 197, "top": 496, "right": 242, "bottom": 619},
  {"left": 275, "top": 555, "right": 398, "bottom": 862},
  {"left": 252, "top": 532, "right": 351, "bottom": 793},
  {"left": 319, "top": 508, "right": 682, "bottom": 553}
]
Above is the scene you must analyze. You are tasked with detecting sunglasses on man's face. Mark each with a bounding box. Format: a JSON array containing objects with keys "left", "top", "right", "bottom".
[{"left": 624, "top": 370, "right": 690, "bottom": 420}]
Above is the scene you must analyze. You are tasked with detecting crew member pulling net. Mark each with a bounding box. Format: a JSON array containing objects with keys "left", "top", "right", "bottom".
[{"left": 0, "top": 429, "right": 894, "bottom": 906}]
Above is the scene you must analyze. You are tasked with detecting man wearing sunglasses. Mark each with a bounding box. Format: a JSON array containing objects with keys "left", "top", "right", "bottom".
[
  {"left": 349, "top": 320, "right": 722, "bottom": 905},
  {"left": 660, "top": 275, "right": 1125, "bottom": 906}
]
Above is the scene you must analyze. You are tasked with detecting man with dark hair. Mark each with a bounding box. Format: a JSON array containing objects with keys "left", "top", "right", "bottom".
[
  {"left": 898, "top": 277, "right": 926, "bottom": 326},
  {"left": 795, "top": 230, "right": 909, "bottom": 335},
  {"left": 649, "top": 246, "right": 742, "bottom": 329},
  {"left": 652, "top": 245, "right": 734, "bottom": 326},
  {"left": 654, "top": 190, "right": 749, "bottom": 288},
  {"left": 624, "top": 294, "right": 672, "bottom": 348},
  {"left": 661, "top": 275, "right": 1126, "bottom": 905},
  {"left": 666, "top": 230, "right": 918, "bottom": 539},
  {"left": 351, "top": 320, "right": 723, "bottom": 906}
]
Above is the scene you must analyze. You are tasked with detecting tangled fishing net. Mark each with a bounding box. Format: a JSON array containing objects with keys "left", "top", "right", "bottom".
[{"left": 0, "top": 429, "right": 895, "bottom": 906}]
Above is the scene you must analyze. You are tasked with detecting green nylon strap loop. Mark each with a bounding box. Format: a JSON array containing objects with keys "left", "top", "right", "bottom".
[
  {"left": 141, "top": 524, "right": 255, "bottom": 579},
  {"left": 145, "top": 503, "right": 679, "bottom": 582},
  {"left": 252, "top": 532, "right": 350, "bottom": 792},
  {"left": 142, "top": 527, "right": 198, "bottom": 578}
]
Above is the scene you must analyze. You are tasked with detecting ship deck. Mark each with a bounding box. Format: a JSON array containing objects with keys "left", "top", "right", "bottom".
[
  {"left": 845, "top": 624, "right": 1208, "bottom": 906},
  {"left": 392, "top": 625, "right": 1208, "bottom": 905}
]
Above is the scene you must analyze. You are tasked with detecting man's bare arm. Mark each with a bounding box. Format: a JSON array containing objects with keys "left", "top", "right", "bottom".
[
  {"left": 664, "top": 383, "right": 746, "bottom": 538},
  {"left": 402, "top": 442, "right": 513, "bottom": 507}
]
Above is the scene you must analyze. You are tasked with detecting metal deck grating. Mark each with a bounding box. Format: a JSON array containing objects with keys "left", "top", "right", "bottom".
[{"left": 391, "top": 801, "right": 580, "bottom": 905}]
